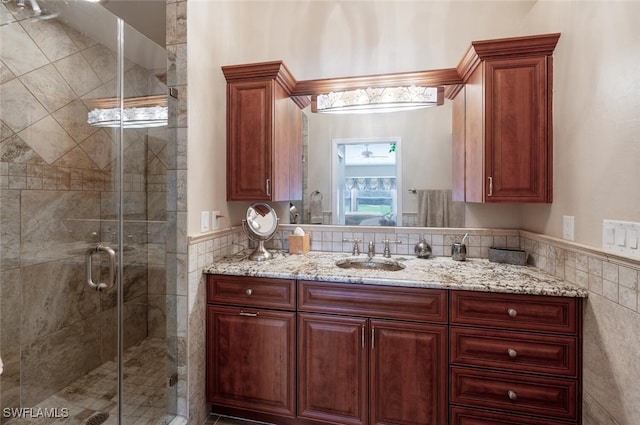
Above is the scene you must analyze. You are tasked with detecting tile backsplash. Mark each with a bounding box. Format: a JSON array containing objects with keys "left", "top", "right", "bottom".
[
  {"left": 521, "top": 230, "right": 639, "bottom": 314},
  {"left": 271, "top": 225, "right": 520, "bottom": 258}
]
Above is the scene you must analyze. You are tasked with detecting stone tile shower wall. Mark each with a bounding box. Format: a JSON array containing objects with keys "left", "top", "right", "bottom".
[{"left": 0, "top": 4, "right": 167, "bottom": 415}]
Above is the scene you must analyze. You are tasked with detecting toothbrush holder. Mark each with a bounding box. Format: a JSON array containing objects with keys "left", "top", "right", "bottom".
[{"left": 451, "top": 243, "right": 467, "bottom": 261}]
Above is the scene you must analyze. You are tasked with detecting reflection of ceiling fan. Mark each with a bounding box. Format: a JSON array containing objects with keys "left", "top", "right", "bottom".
[{"left": 361, "top": 144, "right": 388, "bottom": 158}]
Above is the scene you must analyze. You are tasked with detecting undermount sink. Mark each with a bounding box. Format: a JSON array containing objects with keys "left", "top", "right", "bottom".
[{"left": 335, "top": 257, "right": 406, "bottom": 272}]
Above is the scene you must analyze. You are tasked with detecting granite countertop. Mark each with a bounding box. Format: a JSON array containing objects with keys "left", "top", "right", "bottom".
[{"left": 205, "top": 250, "right": 588, "bottom": 298}]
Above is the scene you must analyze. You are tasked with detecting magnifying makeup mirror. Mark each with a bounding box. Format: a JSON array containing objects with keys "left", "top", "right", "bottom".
[{"left": 242, "top": 202, "right": 279, "bottom": 261}]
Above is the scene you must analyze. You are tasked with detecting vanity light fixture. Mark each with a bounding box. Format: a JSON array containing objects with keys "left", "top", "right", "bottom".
[
  {"left": 87, "top": 95, "right": 168, "bottom": 128},
  {"left": 311, "top": 85, "right": 445, "bottom": 114}
]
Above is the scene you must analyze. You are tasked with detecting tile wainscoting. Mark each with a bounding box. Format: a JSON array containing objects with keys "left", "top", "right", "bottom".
[
  {"left": 520, "top": 230, "right": 640, "bottom": 425},
  {"left": 185, "top": 226, "right": 640, "bottom": 425}
]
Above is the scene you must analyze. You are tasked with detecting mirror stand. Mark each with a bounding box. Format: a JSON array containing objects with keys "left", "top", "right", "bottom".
[
  {"left": 242, "top": 219, "right": 274, "bottom": 261},
  {"left": 242, "top": 202, "right": 279, "bottom": 261}
]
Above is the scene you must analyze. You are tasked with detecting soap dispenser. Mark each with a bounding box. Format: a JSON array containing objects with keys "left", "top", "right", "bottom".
[{"left": 414, "top": 235, "right": 432, "bottom": 259}]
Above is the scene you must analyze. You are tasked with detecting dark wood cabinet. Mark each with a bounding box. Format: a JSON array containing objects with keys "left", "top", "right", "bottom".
[
  {"left": 297, "top": 313, "right": 368, "bottom": 425},
  {"left": 297, "top": 314, "right": 447, "bottom": 425},
  {"left": 449, "top": 290, "right": 582, "bottom": 424},
  {"left": 298, "top": 281, "right": 448, "bottom": 425},
  {"left": 205, "top": 275, "right": 582, "bottom": 425},
  {"left": 222, "top": 61, "right": 306, "bottom": 201},
  {"left": 206, "top": 276, "right": 296, "bottom": 418},
  {"left": 369, "top": 319, "right": 447, "bottom": 425},
  {"left": 451, "top": 33, "right": 560, "bottom": 203}
]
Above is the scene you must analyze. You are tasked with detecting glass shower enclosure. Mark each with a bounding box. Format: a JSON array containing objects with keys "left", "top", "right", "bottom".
[{"left": 0, "top": 1, "right": 177, "bottom": 424}]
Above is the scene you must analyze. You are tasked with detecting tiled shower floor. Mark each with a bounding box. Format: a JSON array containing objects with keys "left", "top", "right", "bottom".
[{"left": 4, "top": 338, "right": 173, "bottom": 425}]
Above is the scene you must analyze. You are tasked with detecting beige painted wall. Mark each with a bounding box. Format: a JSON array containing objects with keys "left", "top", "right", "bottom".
[{"left": 187, "top": 0, "right": 640, "bottom": 252}]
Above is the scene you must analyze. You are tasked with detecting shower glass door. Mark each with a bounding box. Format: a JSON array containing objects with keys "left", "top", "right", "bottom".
[{"left": 0, "top": 1, "right": 175, "bottom": 424}]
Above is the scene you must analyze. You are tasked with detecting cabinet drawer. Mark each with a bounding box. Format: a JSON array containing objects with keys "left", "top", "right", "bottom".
[
  {"left": 450, "top": 406, "right": 572, "bottom": 425},
  {"left": 450, "top": 291, "right": 579, "bottom": 334},
  {"left": 450, "top": 366, "right": 577, "bottom": 420},
  {"left": 450, "top": 327, "right": 577, "bottom": 377},
  {"left": 299, "top": 280, "right": 447, "bottom": 323},
  {"left": 207, "top": 275, "right": 295, "bottom": 310}
]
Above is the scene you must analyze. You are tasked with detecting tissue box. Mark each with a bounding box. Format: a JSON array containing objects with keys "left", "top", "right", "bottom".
[
  {"left": 488, "top": 247, "right": 527, "bottom": 266},
  {"left": 289, "top": 234, "right": 310, "bottom": 254}
]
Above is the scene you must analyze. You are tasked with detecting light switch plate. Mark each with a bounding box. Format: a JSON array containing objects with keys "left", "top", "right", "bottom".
[
  {"left": 200, "top": 211, "right": 210, "bottom": 233},
  {"left": 563, "top": 216, "right": 574, "bottom": 241},
  {"left": 603, "top": 220, "right": 640, "bottom": 257}
]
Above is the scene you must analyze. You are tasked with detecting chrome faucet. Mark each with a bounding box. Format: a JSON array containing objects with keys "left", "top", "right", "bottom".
[
  {"left": 343, "top": 238, "right": 361, "bottom": 256},
  {"left": 367, "top": 240, "right": 376, "bottom": 257},
  {"left": 381, "top": 239, "right": 402, "bottom": 258}
]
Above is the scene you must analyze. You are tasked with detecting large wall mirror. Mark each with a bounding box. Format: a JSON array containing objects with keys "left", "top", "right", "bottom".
[{"left": 301, "top": 100, "right": 462, "bottom": 227}]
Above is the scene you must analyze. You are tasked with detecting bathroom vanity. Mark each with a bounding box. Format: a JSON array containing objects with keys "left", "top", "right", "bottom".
[{"left": 205, "top": 252, "right": 586, "bottom": 425}]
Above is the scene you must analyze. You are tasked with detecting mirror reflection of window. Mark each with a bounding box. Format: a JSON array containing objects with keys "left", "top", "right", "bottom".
[{"left": 332, "top": 139, "right": 401, "bottom": 226}]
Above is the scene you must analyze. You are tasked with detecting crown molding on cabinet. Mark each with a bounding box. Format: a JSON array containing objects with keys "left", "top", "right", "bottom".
[{"left": 220, "top": 33, "right": 561, "bottom": 107}]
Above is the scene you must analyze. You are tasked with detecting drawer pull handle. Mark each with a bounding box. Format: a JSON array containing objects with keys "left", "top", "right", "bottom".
[
  {"left": 507, "top": 348, "right": 518, "bottom": 358},
  {"left": 508, "top": 390, "right": 518, "bottom": 400},
  {"left": 507, "top": 308, "right": 517, "bottom": 318},
  {"left": 245, "top": 288, "right": 253, "bottom": 296},
  {"left": 239, "top": 311, "right": 259, "bottom": 317}
]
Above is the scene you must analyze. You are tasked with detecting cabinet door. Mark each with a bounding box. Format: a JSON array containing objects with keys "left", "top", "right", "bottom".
[
  {"left": 273, "top": 82, "right": 303, "bottom": 201},
  {"left": 227, "top": 80, "right": 272, "bottom": 201},
  {"left": 484, "top": 56, "right": 550, "bottom": 202},
  {"left": 206, "top": 305, "right": 296, "bottom": 417},
  {"left": 370, "top": 320, "right": 448, "bottom": 425},
  {"left": 298, "top": 313, "right": 368, "bottom": 425}
]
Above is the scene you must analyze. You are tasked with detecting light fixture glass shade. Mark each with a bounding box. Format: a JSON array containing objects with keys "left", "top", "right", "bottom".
[
  {"left": 312, "top": 85, "right": 444, "bottom": 114},
  {"left": 87, "top": 95, "right": 168, "bottom": 128},
  {"left": 87, "top": 106, "right": 168, "bottom": 128}
]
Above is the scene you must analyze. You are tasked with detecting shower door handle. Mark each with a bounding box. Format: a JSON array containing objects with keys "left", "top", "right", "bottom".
[{"left": 86, "top": 244, "right": 116, "bottom": 291}]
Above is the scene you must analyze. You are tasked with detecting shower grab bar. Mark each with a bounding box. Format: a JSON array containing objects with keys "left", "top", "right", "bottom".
[{"left": 86, "top": 244, "right": 116, "bottom": 291}]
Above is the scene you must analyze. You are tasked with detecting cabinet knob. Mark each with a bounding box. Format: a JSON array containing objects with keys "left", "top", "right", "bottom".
[
  {"left": 507, "top": 348, "right": 518, "bottom": 358},
  {"left": 507, "top": 308, "right": 517, "bottom": 318},
  {"left": 508, "top": 390, "right": 518, "bottom": 400},
  {"left": 245, "top": 288, "right": 253, "bottom": 296}
]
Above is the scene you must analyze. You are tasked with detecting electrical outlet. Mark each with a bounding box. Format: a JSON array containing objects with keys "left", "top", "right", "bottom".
[
  {"left": 563, "top": 216, "right": 574, "bottom": 241},
  {"left": 212, "top": 211, "right": 220, "bottom": 230},
  {"left": 200, "top": 211, "right": 210, "bottom": 233}
]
